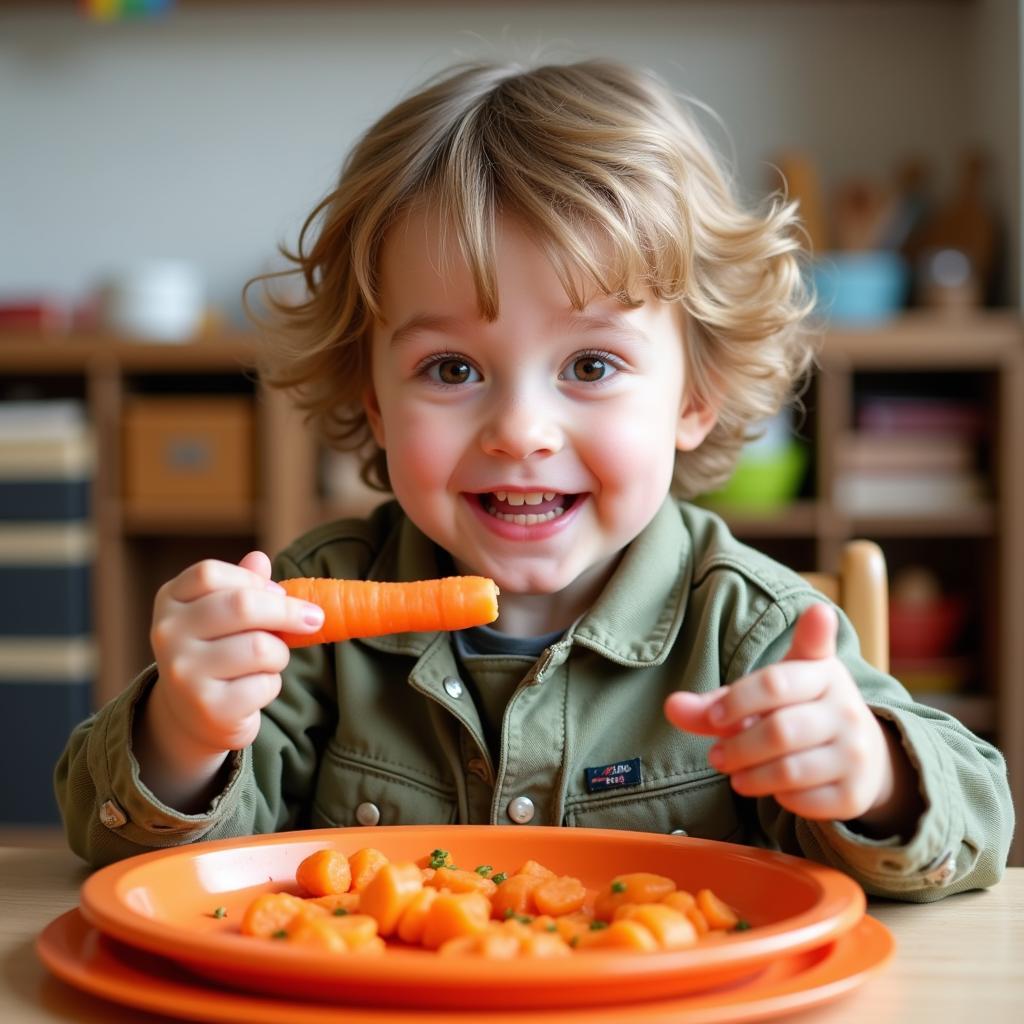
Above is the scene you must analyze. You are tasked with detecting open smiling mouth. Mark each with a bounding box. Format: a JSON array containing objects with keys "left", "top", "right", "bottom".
[{"left": 477, "top": 490, "right": 580, "bottom": 525}]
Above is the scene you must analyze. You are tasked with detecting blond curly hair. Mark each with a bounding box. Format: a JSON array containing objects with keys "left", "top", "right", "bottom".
[{"left": 248, "top": 60, "right": 816, "bottom": 498}]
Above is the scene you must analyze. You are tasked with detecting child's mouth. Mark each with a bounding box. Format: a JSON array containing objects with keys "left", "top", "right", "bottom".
[{"left": 478, "top": 490, "right": 578, "bottom": 525}]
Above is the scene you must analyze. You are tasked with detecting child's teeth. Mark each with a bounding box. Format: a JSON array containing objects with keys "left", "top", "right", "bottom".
[
  {"left": 487, "top": 507, "right": 565, "bottom": 524},
  {"left": 543, "top": 492, "right": 555, "bottom": 502},
  {"left": 494, "top": 490, "right": 507, "bottom": 502},
  {"left": 506, "top": 493, "right": 525, "bottom": 506},
  {"left": 523, "top": 492, "right": 544, "bottom": 506}
]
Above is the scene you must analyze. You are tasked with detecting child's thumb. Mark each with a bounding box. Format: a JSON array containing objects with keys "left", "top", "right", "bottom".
[
  {"left": 782, "top": 603, "right": 838, "bottom": 662},
  {"left": 238, "top": 550, "right": 273, "bottom": 581}
]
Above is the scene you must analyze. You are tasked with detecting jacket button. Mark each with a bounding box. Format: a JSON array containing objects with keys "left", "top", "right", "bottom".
[
  {"left": 443, "top": 676, "right": 464, "bottom": 699},
  {"left": 507, "top": 796, "right": 535, "bottom": 824},
  {"left": 670, "top": 828, "right": 688, "bottom": 837},
  {"left": 355, "top": 802, "right": 381, "bottom": 826},
  {"left": 99, "top": 800, "right": 127, "bottom": 829}
]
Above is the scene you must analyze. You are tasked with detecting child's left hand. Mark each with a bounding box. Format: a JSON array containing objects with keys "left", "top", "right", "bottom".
[{"left": 664, "top": 603, "right": 897, "bottom": 824}]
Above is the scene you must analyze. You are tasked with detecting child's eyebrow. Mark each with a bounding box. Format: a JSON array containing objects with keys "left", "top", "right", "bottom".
[
  {"left": 563, "top": 311, "right": 649, "bottom": 342},
  {"left": 388, "top": 313, "right": 466, "bottom": 347}
]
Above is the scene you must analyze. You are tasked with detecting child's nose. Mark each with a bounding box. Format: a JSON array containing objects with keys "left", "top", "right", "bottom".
[{"left": 479, "top": 393, "right": 563, "bottom": 460}]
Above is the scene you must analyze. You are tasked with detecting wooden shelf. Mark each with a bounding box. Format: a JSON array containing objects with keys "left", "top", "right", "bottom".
[
  {"left": 121, "top": 506, "right": 259, "bottom": 536},
  {"left": 713, "top": 500, "right": 820, "bottom": 538},
  {"left": 845, "top": 507, "right": 997, "bottom": 537}
]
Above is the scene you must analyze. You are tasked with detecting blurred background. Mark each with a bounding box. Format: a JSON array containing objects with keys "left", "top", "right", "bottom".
[{"left": 1, "top": 0, "right": 1021, "bottom": 862}]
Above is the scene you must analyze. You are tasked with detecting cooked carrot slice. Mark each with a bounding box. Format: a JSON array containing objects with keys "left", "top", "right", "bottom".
[
  {"left": 533, "top": 875, "right": 587, "bottom": 917},
  {"left": 395, "top": 887, "right": 439, "bottom": 945},
  {"left": 422, "top": 891, "right": 491, "bottom": 950},
  {"left": 358, "top": 862, "right": 424, "bottom": 935},
  {"left": 576, "top": 919, "right": 659, "bottom": 952},
  {"left": 427, "top": 866, "right": 498, "bottom": 898},
  {"left": 491, "top": 873, "right": 544, "bottom": 920},
  {"left": 615, "top": 904, "right": 698, "bottom": 950},
  {"left": 515, "top": 859, "right": 556, "bottom": 879},
  {"left": 697, "top": 888, "right": 739, "bottom": 931},
  {"left": 553, "top": 911, "right": 593, "bottom": 945},
  {"left": 288, "top": 916, "right": 349, "bottom": 951},
  {"left": 661, "top": 890, "right": 696, "bottom": 915},
  {"left": 308, "top": 892, "right": 361, "bottom": 914},
  {"left": 348, "top": 848, "right": 390, "bottom": 892},
  {"left": 519, "top": 930, "right": 573, "bottom": 958},
  {"left": 686, "top": 906, "right": 710, "bottom": 936},
  {"left": 239, "top": 891, "right": 306, "bottom": 938},
  {"left": 593, "top": 873, "right": 676, "bottom": 921},
  {"left": 284, "top": 899, "right": 330, "bottom": 936},
  {"left": 326, "top": 912, "right": 382, "bottom": 950},
  {"left": 295, "top": 848, "right": 352, "bottom": 897},
  {"left": 420, "top": 867, "right": 436, "bottom": 884}
]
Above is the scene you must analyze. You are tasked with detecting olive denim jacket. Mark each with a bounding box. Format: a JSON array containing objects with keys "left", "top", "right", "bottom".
[{"left": 55, "top": 499, "right": 1013, "bottom": 899}]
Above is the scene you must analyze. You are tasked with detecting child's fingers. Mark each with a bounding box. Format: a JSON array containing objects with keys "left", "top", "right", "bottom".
[
  {"left": 774, "top": 780, "right": 862, "bottom": 822},
  {"left": 179, "top": 589, "right": 323, "bottom": 642},
  {"left": 704, "top": 661, "right": 833, "bottom": 732},
  {"left": 237, "top": 550, "right": 273, "bottom": 580},
  {"left": 165, "top": 558, "right": 281, "bottom": 604},
  {"left": 708, "top": 702, "right": 837, "bottom": 774},
  {"left": 191, "top": 632, "right": 293, "bottom": 680},
  {"left": 663, "top": 691, "right": 757, "bottom": 737},
  {"left": 782, "top": 603, "right": 838, "bottom": 663},
  {"left": 727, "top": 743, "right": 843, "bottom": 799}
]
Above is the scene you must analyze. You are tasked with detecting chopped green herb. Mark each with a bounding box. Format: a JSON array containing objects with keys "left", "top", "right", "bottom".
[
  {"left": 212, "top": 906, "right": 227, "bottom": 919},
  {"left": 610, "top": 880, "right": 627, "bottom": 894},
  {"left": 516, "top": 914, "right": 533, "bottom": 925},
  {"left": 271, "top": 929, "right": 288, "bottom": 939},
  {"left": 545, "top": 923, "right": 558, "bottom": 933},
  {"left": 474, "top": 864, "right": 493, "bottom": 877},
  {"left": 589, "top": 920, "right": 609, "bottom": 931},
  {"left": 491, "top": 872, "right": 508, "bottom": 885},
  {"left": 333, "top": 907, "right": 349, "bottom": 917},
  {"left": 733, "top": 919, "right": 752, "bottom": 931},
  {"left": 448, "top": 865, "right": 459, "bottom": 871},
  {"left": 570, "top": 935, "right": 580, "bottom": 948},
  {"left": 502, "top": 907, "right": 515, "bottom": 919},
  {"left": 428, "top": 849, "right": 451, "bottom": 869}
]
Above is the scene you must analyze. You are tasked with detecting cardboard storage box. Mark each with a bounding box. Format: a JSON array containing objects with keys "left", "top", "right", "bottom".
[{"left": 123, "top": 396, "right": 255, "bottom": 512}]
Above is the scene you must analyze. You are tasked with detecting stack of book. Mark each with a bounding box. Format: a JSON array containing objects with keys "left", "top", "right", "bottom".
[
  {"left": 833, "top": 396, "right": 987, "bottom": 516},
  {"left": 0, "top": 401, "right": 94, "bottom": 824}
]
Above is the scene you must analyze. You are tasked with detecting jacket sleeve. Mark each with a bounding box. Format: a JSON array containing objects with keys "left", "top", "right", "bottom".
[
  {"left": 54, "top": 551, "right": 338, "bottom": 868},
  {"left": 729, "top": 587, "right": 1013, "bottom": 901}
]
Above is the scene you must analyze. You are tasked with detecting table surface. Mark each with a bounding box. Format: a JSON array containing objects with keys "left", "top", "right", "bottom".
[{"left": 2, "top": 847, "right": 1021, "bottom": 1024}]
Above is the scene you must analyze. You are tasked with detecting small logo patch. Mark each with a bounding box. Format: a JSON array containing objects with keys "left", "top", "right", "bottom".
[{"left": 585, "top": 757, "right": 643, "bottom": 793}]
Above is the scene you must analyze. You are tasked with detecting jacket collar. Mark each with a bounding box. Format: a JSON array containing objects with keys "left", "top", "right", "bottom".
[{"left": 360, "top": 497, "right": 692, "bottom": 666}]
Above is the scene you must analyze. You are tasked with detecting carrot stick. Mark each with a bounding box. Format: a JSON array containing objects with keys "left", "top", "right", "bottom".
[{"left": 276, "top": 576, "right": 499, "bottom": 648}]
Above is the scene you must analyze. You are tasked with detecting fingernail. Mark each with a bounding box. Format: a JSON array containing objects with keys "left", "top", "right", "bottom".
[
  {"left": 709, "top": 703, "right": 726, "bottom": 725},
  {"left": 302, "top": 604, "right": 324, "bottom": 627},
  {"left": 266, "top": 580, "right": 285, "bottom": 592}
]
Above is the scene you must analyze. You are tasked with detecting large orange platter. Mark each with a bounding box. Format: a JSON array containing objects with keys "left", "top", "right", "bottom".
[{"left": 79, "top": 825, "right": 866, "bottom": 1010}]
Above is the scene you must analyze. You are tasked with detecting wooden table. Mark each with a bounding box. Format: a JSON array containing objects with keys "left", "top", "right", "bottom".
[{"left": 2, "top": 848, "right": 1021, "bottom": 1023}]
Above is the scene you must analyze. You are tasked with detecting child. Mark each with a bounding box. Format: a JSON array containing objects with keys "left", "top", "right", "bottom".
[{"left": 56, "top": 60, "right": 1012, "bottom": 898}]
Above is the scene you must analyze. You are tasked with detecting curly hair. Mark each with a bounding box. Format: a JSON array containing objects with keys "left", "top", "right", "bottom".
[{"left": 247, "top": 59, "right": 816, "bottom": 498}]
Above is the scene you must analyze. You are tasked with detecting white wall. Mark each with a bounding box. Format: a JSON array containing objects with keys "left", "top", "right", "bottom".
[{"left": 2, "top": 1, "right": 1017, "bottom": 319}]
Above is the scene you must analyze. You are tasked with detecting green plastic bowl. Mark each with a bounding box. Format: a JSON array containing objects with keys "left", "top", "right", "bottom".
[{"left": 699, "top": 441, "right": 809, "bottom": 512}]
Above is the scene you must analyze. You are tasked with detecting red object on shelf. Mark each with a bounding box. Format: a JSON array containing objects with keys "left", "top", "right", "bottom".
[{"left": 889, "top": 597, "right": 968, "bottom": 660}]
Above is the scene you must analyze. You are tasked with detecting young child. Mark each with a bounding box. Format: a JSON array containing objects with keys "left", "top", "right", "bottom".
[{"left": 57, "top": 60, "right": 1012, "bottom": 898}]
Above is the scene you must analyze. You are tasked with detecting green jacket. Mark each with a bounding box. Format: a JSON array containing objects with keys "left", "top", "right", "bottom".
[{"left": 55, "top": 499, "right": 1013, "bottom": 899}]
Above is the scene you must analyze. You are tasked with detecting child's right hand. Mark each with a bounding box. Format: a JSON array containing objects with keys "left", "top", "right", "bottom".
[{"left": 148, "top": 550, "right": 325, "bottom": 755}]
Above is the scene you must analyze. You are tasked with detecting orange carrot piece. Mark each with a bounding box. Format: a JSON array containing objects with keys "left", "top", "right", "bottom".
[
  {"left": 277, "top": 576, "right": 499, "bottom": 648},
  {"left": 422, "top": 891, "right": 492, "bottom": 950},
  {"left": 576, "top": 919, "right": 659, "bottom": 952},
  {"left": 533, "top": 875, "right": 587, "bottom": 917},
  {"left": 553, "top": 911, "right": 593, "bottom": 945},
  {"left": 491, "top": 873, "right": 544, "bottom": 920},
  {"left": 697, "top": 888, "right": 739, "bottom": 931},
  {"left": 239, "top": 892, "right": 306, "bottom": 938},
  {"left": 327, "top": 913, "right": 382, "bottom": 950},
  {"left": 288, "top": 916, "right": 349, "bottom": 952},
  {"left": 396, "top": 887, "right": 439, "bottom": 945},
  {"left": 615, "top": 904, "right": 699, "bottom": 950},
  {"left": 515, "top": 859, "right": 556, "bottom": 879},
  {"left": 308, "top": 892, "right": 361, "bottom": 914},
  {"left": 661, "top": 890, "right": 696, "bottom": 915},
  {"left": 519, "top": 930, "right": 573, "bottom": 958},
  {"left": 427, "top": 867, "right": 498, "bottom": 898},
  {"left": 295, "top": 849, "right": 352, "bottom": 897},
  {"left": 358, "top": 863, "right": 424, "bottom": 936},
  {"left": 594, "top": 873, "right": 676, "bottom": 921},
  {"left": 686, "top": 906, "right": 710, "bottom": 936},
  {"left": 348, "top": 848, "right": 390, "bottom": 892}
]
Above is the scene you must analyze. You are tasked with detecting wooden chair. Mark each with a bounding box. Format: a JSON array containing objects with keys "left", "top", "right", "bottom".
[{"left": 801, "top": 540, "right": 889, "bottom": 673}]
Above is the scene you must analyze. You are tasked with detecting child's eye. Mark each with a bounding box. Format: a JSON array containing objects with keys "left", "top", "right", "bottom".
[
  {"left": 562, "top": 351, "right": 619, "bottom": 384},
  {"left": 419, "top": 354, "right": 482, "bottom": 386}
]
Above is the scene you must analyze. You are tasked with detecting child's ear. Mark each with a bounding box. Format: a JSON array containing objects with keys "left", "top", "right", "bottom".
[
  {"left": 676, "top": 394, "right": 717, "bottom": 452},
  {"left": 362, "top": 386, "right": 386, "bottom": 448}
]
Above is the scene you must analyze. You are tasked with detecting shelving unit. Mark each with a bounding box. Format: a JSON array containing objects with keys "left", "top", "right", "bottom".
[{"left": 2, "top": 311, "right": 1021, "bottom": 860}]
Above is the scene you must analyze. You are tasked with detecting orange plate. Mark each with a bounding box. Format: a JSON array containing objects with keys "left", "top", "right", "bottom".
[
  {"left": 79, "top": 826, "right": 866, "bottom": 1010},
  {"left": 38, "top": 909, "right": 894, "bottom": 1024}
]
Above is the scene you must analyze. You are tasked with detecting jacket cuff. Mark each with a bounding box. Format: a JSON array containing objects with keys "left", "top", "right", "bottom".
[
  {"left": 85, "top": 665, "right": 249, "bottom": 846},
  {"left": 805, "top": 705, "right": 962, "bottom": 895}
]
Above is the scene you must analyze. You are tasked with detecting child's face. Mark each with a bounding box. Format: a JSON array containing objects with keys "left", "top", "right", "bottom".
[{"left": 365, "top": 208, "right": 715, "bottom": 608}]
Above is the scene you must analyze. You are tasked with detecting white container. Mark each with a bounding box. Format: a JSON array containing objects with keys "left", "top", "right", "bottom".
[{"left": 103, "top": 261, "right": 205, "bottom": 343}]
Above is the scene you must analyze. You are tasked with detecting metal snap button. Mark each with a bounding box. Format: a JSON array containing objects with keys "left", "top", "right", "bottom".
[
  {"left": 442, "top": 676, "right": 464, "bottom": 699},
  {"left": 923, "top": 850, "right": 956, "bottom": 886},
  {"left": 669, "top": 828, "right": 688, "bottom": 837},
  {"left": 99, "top": 800, "right": 127, "bottom": 829},
  {"left": 355, "top": 801, "right": 381, "bottom": 826},
  {"left": 507, "top": 795, "right": 535, "bottom": 824}
]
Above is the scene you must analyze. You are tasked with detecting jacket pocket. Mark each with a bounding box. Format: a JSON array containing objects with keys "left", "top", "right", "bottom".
[
  {"left": 562, "top": 772, "right": 742, "bottom": 841},
  {"left": 313, "top": 743, "right": 458, "bottom": 828}
]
